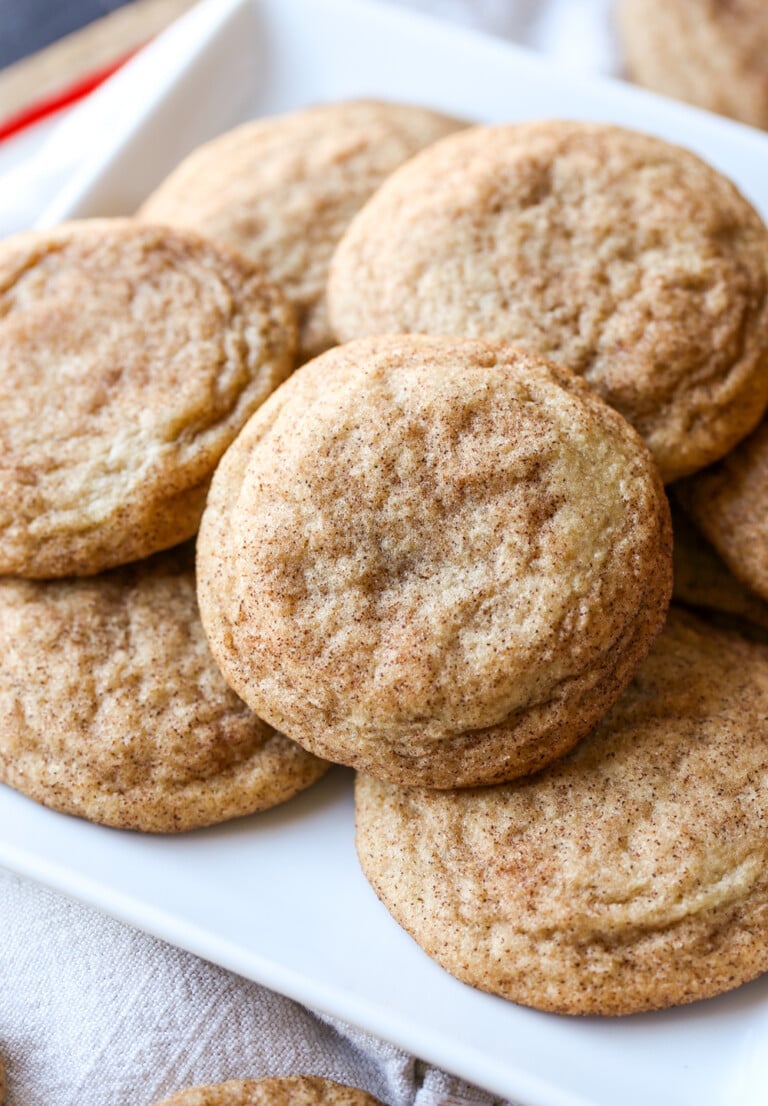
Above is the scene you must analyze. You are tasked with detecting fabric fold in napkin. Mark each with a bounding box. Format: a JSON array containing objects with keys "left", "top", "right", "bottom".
[{"left": 0, "top": 870, "right": 507, "bottom": 1106}]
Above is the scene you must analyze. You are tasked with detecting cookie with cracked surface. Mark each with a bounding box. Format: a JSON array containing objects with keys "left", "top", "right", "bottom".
[
  {"left": 154, "top": 1076, "right": 384, "bottom": 1106},
  {"left": 328, "top": 120, "right": 768, "bottom": 483},
  {"left": 0, "top": 219, "right": 296, "bottom": 578},
  {"left": 618, "top": 0, "right": 768, "bottom": 129},
  {"left": 197, "top": 335, "right": 672, "bottom": 789},
  {"left": 677, "top": 416, "right": 768, "bottom": 604},
  {"left": 139, "top": 100, "right": 462, "bottom": 362},
  {"left": 0, "top": 545, "right": 327, "bottom": 832},
  {"left": 356, "top": 608, "right": 768, "bottom": 1015}
]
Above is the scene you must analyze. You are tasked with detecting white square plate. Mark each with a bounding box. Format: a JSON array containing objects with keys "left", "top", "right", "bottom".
[{"left": 3, "top": 3, "right": 768, "bottom": 1105}]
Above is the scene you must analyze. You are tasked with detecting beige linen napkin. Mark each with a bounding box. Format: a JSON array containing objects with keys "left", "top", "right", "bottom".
[{"left": 0, "top": 869, "right": 505, "bottom": 1105}]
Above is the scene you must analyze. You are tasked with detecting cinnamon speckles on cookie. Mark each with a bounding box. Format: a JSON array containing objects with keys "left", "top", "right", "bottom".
[
  {"left": 356, "top": 609, "right": 768, "bottom": 1015},
  {"left": 328, "top": 120, "right": 768, "bottom": 482},
  {"left": 0, "top": 545, "right": 327, "bottom": 831},
  {"left": 618, "top": 0, "right": 768, "bottom": 129},
  {"left": 139, "top": 100, "right": 463, "bottom": 362},
  {"left": 197, "top": 335, "right": 671, "bottom": 788},
  {"left": 0, "top": 219, "right": 296, "bottom": 578}
]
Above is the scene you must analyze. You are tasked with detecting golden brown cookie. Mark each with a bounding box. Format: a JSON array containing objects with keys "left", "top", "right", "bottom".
[
  {"left": 198, "top": 335, "right": 672, "bottom": 789},
  {"left": 0, "top": 219, "right": 296, "bottom": 578},
  {"left": 671, "top": 503, "right": 768, "bottom": 638},
  {"left": 0, "top": 545, "right": 327, "bottom": 832},
  {"left": 356, "top": 608, "right": 768, "bottom": 1015},
  {"left": 618, "top": 0, "right": 768, "bottom": 129},
  {"left": 328, "top": 120, "right": 768, "bottom": 482},
  {"left": 154, "top": 1076, "right": 384, "bottom": 1106},
  {"left": 139, "top": 100, "right": 462, "bottom": 362},
  {"left": 677, "top": 417, "right": 768, "bottom": 603}
]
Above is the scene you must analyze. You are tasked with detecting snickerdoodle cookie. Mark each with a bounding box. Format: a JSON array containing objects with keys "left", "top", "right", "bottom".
[
  {"left": 155, "top": 1076, "right": 384, "bottom": 1106},
  {"left": 678, "top": 418, "right": 768, "bottom": 602},
  {"left": 672, "top": 504, "right": 768, "bottom": 637},
  {"left": 328, "top": 120, "right": 768, "bottom": 482},
  {"left": 618, "top": 0, "right": 768, "bottom": 129},
  {"left": 0, "top": 219, "right": 296, "bottom": 578},
  {"left": 197, "top": 336, "right": 671, "bottom": 788},
  {"left": 139, "top": 100, "right": 462, "bottom": 361},
  {"left": 356, "top": 609, "right": 768, "bottom": 1015},
  {"left": 0, "top": 545, "right": 327, "bottom": 831}
]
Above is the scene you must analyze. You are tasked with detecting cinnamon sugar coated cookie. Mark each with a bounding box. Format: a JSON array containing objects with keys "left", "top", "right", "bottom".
[
  {"left": 197, "top": 336, "right": 672, "bottom": 788},
  {"left": 0, "top": 219, "right": 296, "bottom": 577},
  {"left": 155, "top": 1076, "right": 384, "bottom": 1106},
  {"left": 328, "top": 120, "right": 768, "bottom": 482},
  {"left": 678, "top": 418, "right": 768, "bottom": 603},
  {"left": 0, "top": 545, "right": 327, "bottom": 831},
  {"left": 618, "top": 0, "right": 768, "bottom": 129},
  {"left": 139, "top": 100, "right": 462, "bottom": 361},
  {"left": 356, "top": 609, "right": 768, "bottom": 1015}
]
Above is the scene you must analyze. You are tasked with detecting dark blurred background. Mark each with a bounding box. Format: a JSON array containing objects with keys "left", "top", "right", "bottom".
[{"left": 0, "top": 0, "right": 132, "bottom": 68}]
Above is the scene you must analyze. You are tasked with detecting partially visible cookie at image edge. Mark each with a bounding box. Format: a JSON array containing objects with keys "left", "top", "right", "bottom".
[
  {"left": 0, "top": 545, "right": 327, "bottom": 832},
  {"left": 618, "top": 0, "right": 768, "bottom": 130},
  {"left": 677, "top": 417, "right": 768, "bottom": 604},
  {"left": 671, "top": 501, "right": 768, "bottom": 639},
  {"left": 356, "top": 608, "right": 768, "bottom": 1015},
  {"left": 328, "top": 120, "right": 768, "bottom": 482},
  {"left": 154, "top": 1076, "right": 385, "bottom": 1106},
  {"left": 0, "top": 219, "right": 296, "bottom": 578}
]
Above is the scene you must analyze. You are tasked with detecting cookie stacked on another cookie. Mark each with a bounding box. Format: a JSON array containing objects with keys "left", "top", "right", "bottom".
[
  {"left": 197, "top": 335, "right": 672, "bottom": 788},
  {"left": 297, "top": 116, "right": 768, "bottom": 1014},
  {"left": 618, "top": 0, "right": 768, "bottom": 130},
  {"left": 6, "top": 96, "right": 768, "bottom": 1021},
  {"left": 328, "top": 120, "right": 768, "bottom": 482},
  {"left": 0, "top": 218, "right": 328, "bottom": 830},
  {"left": 139, "top": 100, "right": 463, "bottom": 362}
]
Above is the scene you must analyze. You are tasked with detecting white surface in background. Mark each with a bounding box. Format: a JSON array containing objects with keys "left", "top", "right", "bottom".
[
  {"left": 390, "top": 0, "right": 621, "bottom": 74},
  {"left": 0, "top": 0, "right": 623, "bottom": 237},
  {"left": 2, "top": 3, "right": 768, "bottom": 1106}
]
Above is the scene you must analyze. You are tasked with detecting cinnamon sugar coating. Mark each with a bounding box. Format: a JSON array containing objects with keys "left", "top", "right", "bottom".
[
  {"left": 356, "top": 609, "right": 768, "bottom": 1015},
  {"left": 140, "top": 100, "right": 462, "bottom": 361},
  {"left": 198, "top": 335, "right": 671, "bottom": 788},
  {"left": 328, "top": 121, "right": 768, "bottom": 482},
  {"left": 619, "top": 0, "right": 768, "bottom": 129},
  {"left": 0, "top": 219, "right": 296, "bottom": 577},
  {"left": 155, "top": 1077, "right": 383, "bottom": 1106},
  {"left": 0, "top": 546, "right": 326, "bottom": 831}
]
